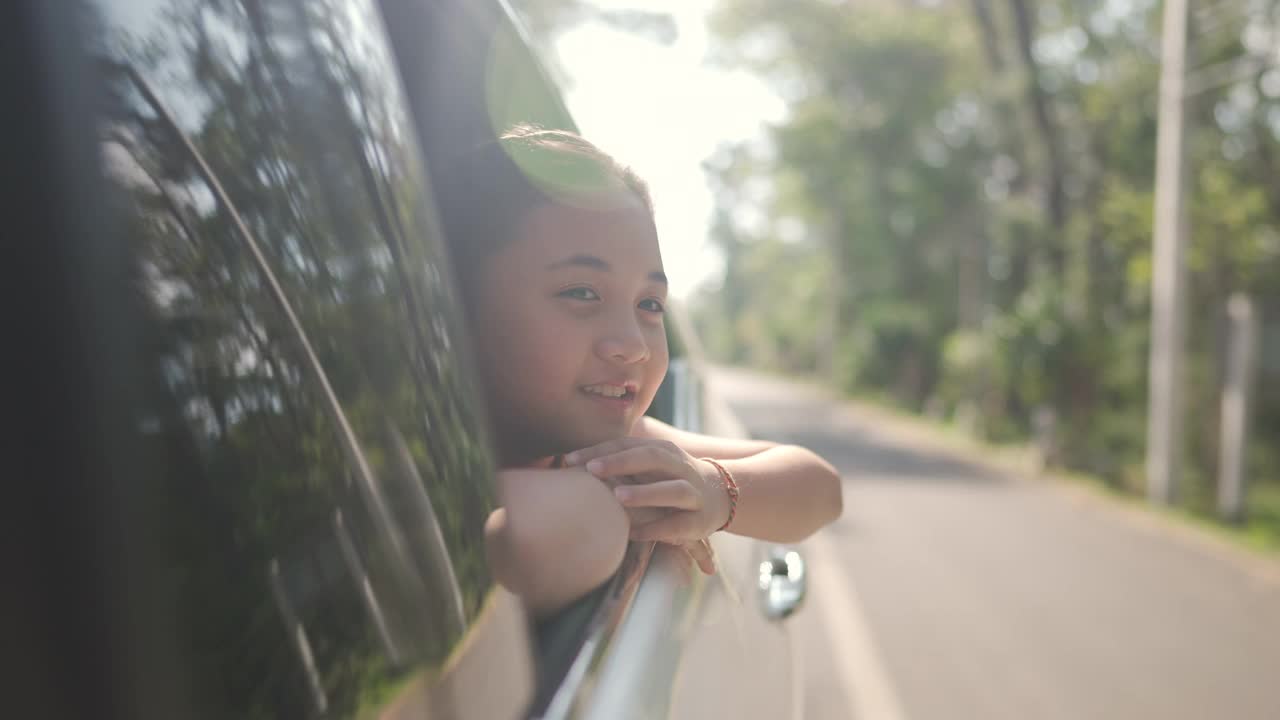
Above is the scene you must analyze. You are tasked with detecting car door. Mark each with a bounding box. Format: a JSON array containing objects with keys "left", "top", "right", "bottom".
[{"left": 7, "top": 1, "right": 534, "bottom": 718}]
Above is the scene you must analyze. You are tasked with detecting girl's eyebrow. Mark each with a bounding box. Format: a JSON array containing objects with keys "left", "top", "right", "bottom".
[
  {"left": 546, "top": 254, "right": 610, "bottom": 272},
  {"left": 545, "top": 253, "right": 668, "bottom": 285}
]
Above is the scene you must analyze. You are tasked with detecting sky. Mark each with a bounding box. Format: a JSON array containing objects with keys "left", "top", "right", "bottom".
[{"left": 550, "top": 0, "right": 786, "bottom": 297}]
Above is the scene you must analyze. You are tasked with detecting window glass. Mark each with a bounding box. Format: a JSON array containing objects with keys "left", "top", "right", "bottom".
[{"left": 88, "top": 0, "right": 513, "bottom": 716}]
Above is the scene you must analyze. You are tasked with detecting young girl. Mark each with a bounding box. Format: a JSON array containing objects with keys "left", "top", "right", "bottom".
[{"left": 438, "top": 125, "right": 841, "bottom": 617}]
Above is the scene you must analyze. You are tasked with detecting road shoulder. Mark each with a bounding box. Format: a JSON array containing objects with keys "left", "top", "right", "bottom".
[{"left": 709, "top": 365, "right": 1280, "bottom": 591}]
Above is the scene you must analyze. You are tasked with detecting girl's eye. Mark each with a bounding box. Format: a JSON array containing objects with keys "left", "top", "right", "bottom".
[
  {"left": 638, "top": 298, "right": 666, "bottom": 314},
  {"left": 558, "top": 286, "right": 601, "bottom": 302}
]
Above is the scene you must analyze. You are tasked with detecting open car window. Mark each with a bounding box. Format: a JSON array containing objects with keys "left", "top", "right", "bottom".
[
  {"left": 374, "top": 0, "right": 639, "bottom": 709},
  {"left": 88, "top": 0, "right": 530, "bottom": 716}
]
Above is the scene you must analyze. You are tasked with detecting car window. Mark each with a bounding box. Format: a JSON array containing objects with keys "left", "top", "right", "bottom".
[{"left": 88, "top": 0, "right": 527, "bottom": 717}]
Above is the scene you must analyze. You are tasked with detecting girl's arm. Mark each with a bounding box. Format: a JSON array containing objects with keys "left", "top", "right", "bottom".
[
  {"left": 636, "top": 416, "right": 843, "bottom": 543},
  {"left": 566, "top": 416, "right": 842, "bottom": 545},
  {"left": 484, "top": 467, "right": 629, "bottom": 618}
]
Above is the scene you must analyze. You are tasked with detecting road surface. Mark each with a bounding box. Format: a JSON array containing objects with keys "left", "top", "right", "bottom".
[{"left": 711, "top": 366, "right": 1280, "bottom": 720}]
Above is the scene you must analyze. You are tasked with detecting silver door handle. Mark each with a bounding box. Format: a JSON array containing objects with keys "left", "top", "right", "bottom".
[{"left": 757, "top": 547, "right": 806, "bottom": 621}]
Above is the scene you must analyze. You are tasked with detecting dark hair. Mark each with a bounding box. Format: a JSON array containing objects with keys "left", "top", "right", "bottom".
[{"left": 435, "top": 124, "right": 652, "bottom": 298}]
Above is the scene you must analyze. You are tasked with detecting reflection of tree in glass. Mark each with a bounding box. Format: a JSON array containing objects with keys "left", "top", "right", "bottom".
[{"left": 92, "top": 0, "right": 499, "bottom": 715}]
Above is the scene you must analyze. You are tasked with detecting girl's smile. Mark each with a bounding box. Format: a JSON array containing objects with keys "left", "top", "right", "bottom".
[
  {"left": 580, "top": 380, "right": 638, "bottom": 400},
  {"left": 578, "top": 380, "right": 640, "bottom": 416}
]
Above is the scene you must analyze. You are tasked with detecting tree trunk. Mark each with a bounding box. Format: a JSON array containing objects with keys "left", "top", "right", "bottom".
[{"left": 1007, "top": 0, "right": 1068, "bottom": 272}]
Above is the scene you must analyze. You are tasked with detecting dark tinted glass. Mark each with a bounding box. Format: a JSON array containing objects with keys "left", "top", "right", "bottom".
[{"left": 87, "top": 0, "right": 509, "bottom": 716}]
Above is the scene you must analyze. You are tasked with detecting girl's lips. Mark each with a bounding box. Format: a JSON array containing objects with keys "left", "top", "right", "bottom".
[
  {"left": 578, "top": 382, "right": 639, "bottom": 411},
  {"left": 579, "top": 381, "right": 639, "bottom": 398},
  {"left": 580, "top": 389, "right": 634, "bottom": 404}
]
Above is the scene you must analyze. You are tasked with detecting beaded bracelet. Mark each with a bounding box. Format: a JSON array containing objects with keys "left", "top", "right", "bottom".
[{"left": 700, "top": 457, "right": 739, "bottom": 533}]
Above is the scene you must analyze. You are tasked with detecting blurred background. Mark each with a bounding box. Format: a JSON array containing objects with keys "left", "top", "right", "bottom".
[
  {"left": 506, "top": 1, "right": 1280, "bottom": 717},
  {"left": 510, "top": 0, "right": 1280, "bottom": 550}
]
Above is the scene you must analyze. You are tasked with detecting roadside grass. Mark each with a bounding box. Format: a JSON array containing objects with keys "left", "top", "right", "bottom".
[
  {"left": 740, "top": 366, "right": 1280, "bottom": 560},
  {"left": 1054, "top": 464, "right": 1280, "bottom": 557},
  {"left": 847, "top": 387, "right": 1280, "bottom": 559}
]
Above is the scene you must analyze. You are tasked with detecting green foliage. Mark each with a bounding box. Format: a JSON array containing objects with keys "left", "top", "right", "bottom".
[{"left": 700, "top": 0, "right": 1280, "bottom": 533}]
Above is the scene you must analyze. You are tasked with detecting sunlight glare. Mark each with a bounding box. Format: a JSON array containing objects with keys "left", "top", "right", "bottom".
[{"left": 554, "top": 0, "right": 785, "bottom": 297}]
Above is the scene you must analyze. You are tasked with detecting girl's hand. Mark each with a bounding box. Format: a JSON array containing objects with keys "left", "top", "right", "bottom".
[
  {"left": 598, "top": 483, "right": 717, "bottom": 574},
  {"left": 596, "top": 474, "right": 667, "bottom": 527},
  {"left": 565, "top": 438, "right": 731, "bottom": 562}
]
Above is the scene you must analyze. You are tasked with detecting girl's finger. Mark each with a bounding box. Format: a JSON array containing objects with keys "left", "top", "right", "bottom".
[
  {"left": 629, "top": 511, "right": 702, "bottom": 543},
  {"left": 583, "top": 444, "right": 685, "bottom": 480},
  {"left": 614, "top": 479, "right": 700, "bottom": 511},
  {"left": 682, "top": 539, "right": 717, "bottom": 575},
  {"left": 600, "top": 474, "right": 642, "bottom": 491},
  {"left": 566, "top": 438, "right": 683, "bottom": 468},
  {"left": 563, "top": 437, "right": 653, "bottom": 466},
  {"left": 624, "top": 506, "right": 668, "bottom": 526}
]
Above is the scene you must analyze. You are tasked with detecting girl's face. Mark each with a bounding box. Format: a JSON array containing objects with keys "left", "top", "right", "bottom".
[{"left": 470, "top": 197, "right": 670, "bottom": 464}]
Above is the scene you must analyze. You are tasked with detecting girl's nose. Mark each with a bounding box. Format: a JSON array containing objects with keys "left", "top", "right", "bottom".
[{"left": 595, "top": 319, "right": 650, "bottom": 365}]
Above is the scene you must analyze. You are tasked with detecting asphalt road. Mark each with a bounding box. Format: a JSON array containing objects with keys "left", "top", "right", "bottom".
[{"left": 710, "top": 366, "right": 1280, "bottom": 720}]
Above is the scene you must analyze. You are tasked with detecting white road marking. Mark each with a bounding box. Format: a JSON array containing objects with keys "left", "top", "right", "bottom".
[{"left": 808, "top": 531, "right": 909, "bottom": 720}]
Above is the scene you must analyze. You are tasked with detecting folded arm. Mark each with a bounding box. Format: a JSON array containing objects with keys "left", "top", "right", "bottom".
[{"left": 484, "top": 467, "right": 629, "bottom": 618}]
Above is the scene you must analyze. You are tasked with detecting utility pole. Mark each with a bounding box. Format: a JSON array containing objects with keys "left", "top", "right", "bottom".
[
  {"left": 1217, "top": 294, "right": 1259, "bottom": 523},
  {"left": 1146, "top": 0, "right": 1190, "bottom": 505}
]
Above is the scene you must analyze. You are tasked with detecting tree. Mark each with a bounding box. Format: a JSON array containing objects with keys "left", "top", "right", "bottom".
[{"left": 703, "top": 0, "right": 1280, "bottom": 530}]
